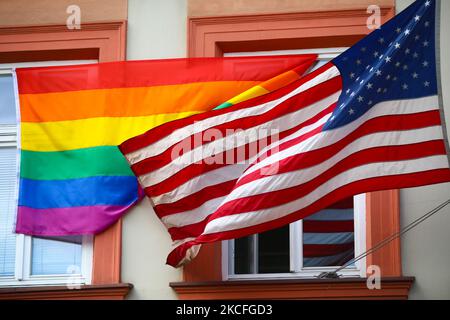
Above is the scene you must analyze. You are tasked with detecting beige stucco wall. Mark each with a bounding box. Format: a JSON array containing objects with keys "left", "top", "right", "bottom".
[
  {"left": 126, "top": 0, "right": 187, "bottom": 60},
  {"left": 122, "top": 0, "right": 450, "bottom": 299},
  {"left": 120, "top": 198, "right": 182, "bottom": 300},
  {"left": 0, "top": 0, "right": 127, "bottom": 26}
]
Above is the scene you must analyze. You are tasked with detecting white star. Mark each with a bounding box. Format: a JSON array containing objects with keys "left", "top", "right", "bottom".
[
  {"left": 368, "top": 100, "right": 373, "bottom": 106},
  {"left": 366, "top": 83, "right": 373, "bottom": 89},
  {"left": 349, "top": 108, "right": 355, "bottom": 115},
  {"left": 356, "top": 59, "right": 362, "bottom": 65},
  {"left": 415, "top": 35, "right": 421, "bottom": 41},
  {"left": 361, "top": 47, "right": 367, "bottom": 52},
  {"left": 379, "top": 37, "right": 385, "bottom": 44},
  {"left": 412, "top": 72, "right": 419, "bottom": 79},
  {"left": 415, "top": 15, "right": 421, "bottom": 22},
  {"left": 423, "top": 61, "right": 429, "bottom": 67},
  {"left": 376, "top": 70, "right": 382, "bottom": 76},
  {"left": 403, "top": 65, "right": 409, "bottom": 70},
  {"left": 394, "top": 43, "right": 401, "bottom": 49},
  {"left": 386, "top": 75, "right": 391, "bottom": 80},
  {"left": 373, "top": 51, "right": 379, "bottom": 58},
  {"left": 425, "top": 21, "right": 430, "bottom": 27},
  {"left": 393, "top": 77, "right": 398, "bottom": 81},
  {"left": 425, "top": 1, "right": 431, "bottom": 7},
  {"left": 402, "top": 83, "right": 409, "bottom": 90},
  {"left": 405, "top": 29, "right": 411, "bottom": 36},
  {"left": 350, "top": 72, "right": 356, "bottom": 79},
  {"left": 424, "top": 81, "right": 430, "bottom": 87},
  {"left": 405, "top": 48, "right": 411, "bottom": 54},
  {"left": 377, "top": 88, "right": 382, "bottom": 93},
  {"left": 396, "top": 27, "right": 402, "bottom": 34},
  {"left": 385, "top": 56, "right": 392, "bottom": 63},
  {"left": 383, "top": 88, "right": 388, "bottom": 93},
  {"left": 423, "top": 41, "right": 429, "bottom": 47},
  {"left": 395, "top": 62, "right": 401, "bottom": 68},
  {"left": 357, "top": 96, "right": 364, "bottom": 102},
  {"left": 413, "top": 52, "right": 419, "bottom": 58}
]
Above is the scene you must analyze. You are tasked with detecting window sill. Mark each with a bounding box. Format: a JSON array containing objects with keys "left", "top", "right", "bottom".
[
  {"left": 170, "top": 277, "right": 414, "bottom": 300},
  {"left": 0, "top": 283, "right": 133, "bottom": 300}
]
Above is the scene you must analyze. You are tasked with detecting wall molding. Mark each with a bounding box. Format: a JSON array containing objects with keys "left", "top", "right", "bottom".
[
  {"left": 0, "top": 20, "right": 126, "bottom": 62},
  {"left": 171, "top": 277, "right": 414, "bottom": 300},
  {"left": 188, "top": 7, "right": 394, "bottom": 57},
  {"left": 0, "top": 21, "right": 126, "bottom": 35},
  {"left": 0, "top": 283, "right": 133, "bottom": 300},
  {"left": 190, "top": 7, "right": 393, "bottom": 24},
  {"left": 188, "top": 0, "right": 395, "bottom": 18}
]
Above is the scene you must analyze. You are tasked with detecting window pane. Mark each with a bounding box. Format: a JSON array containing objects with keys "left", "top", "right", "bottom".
[
  {"left": 234, "top": 225, "right": 290, "bottom": 274},
  {"left": 0, "top": 147, "right": 17, "bottom": 276},
  {"left": 303, "top": 198, "right": 355, "bottom": 267},
  {"left": 0, "top": 74, "right": 16, "bottom": 125},
  {"left": 31, "top": 236, "right": 82, "bottom": 275},
  {"left": 258, "top": 225, "right": 290, "bottom": 274},
  {"left": 234, "top": 235, "right": 254, "bottom": 274}
]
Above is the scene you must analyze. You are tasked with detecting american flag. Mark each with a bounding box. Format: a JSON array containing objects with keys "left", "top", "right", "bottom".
[{"left": 120, "top": 0, "right": 450, "bottom": 267}]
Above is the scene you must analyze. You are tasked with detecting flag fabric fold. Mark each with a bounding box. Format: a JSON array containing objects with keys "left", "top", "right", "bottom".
[
  {"left": 119, "top": 0, "right": 450, "bottom": 267},
  {"left": 15, "top": 55, "right": 317, "bottom": 235}
]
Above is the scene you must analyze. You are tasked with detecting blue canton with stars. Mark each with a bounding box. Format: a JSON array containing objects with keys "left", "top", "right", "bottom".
[{"left": 325, "top": 0, "right": 438, "bottom": 130}]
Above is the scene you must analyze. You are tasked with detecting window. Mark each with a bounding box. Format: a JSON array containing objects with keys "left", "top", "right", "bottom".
[
  {"left": 0, "top": 60, "right": 96, "bottom": 287},
  {"left": 224, "top": 48, "right": 367, "bottom": 280},
  {"left": 226, "top": 195, "right": 366, "bottom": 279}
]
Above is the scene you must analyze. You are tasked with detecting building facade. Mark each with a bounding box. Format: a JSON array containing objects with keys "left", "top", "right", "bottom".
[{"left": 0, "top": 0, "right": 449, "bottom": 300}]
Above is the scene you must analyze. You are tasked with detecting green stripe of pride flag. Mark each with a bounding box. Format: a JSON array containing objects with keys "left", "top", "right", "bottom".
[{"left": 20, "top": 146, "right": 134, "bottom": 180}]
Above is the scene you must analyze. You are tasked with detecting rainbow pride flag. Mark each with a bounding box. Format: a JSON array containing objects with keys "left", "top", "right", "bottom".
[{"left": 15, "top": 55, "right": 316, "bottom": 236}]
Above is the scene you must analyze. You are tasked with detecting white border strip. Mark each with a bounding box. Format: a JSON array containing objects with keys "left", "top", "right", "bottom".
[
  {"left": 434, "top": 0, "right": 450, "bottom": 160},
  {"left": 11, "top": 69, "right": 21, "bottom": 233}
]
